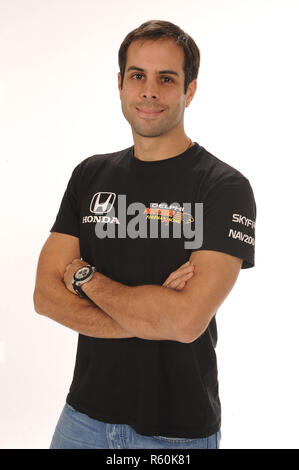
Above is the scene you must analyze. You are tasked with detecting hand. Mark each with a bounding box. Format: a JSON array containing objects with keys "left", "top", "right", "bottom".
[
  {"left": 64, "top": 258, "right": 89, "bottom": 294},
  {"left": 162, "top": 261, "right": 195, "bottom": 291}
]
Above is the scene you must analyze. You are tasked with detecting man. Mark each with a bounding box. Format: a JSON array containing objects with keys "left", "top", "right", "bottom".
[{"left": 33, "top": 20, "right": 256, "bottom": 449}]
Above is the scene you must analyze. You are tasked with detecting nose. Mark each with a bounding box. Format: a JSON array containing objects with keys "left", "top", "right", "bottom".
[{"left": 139, "top": 77, "right": 160, "bottom": 100}]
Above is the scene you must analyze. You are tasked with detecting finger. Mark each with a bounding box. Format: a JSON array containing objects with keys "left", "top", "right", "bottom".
[
  {"left": 163, "top": 265, "right": 194, "bottom": 286},
  {"left": 169, "top": 264, "right": 194, "bottom": 280},
  {"left": 175, "top": 281, "right": 186, "bottom": 291},
  {"left": 179, "top": 261, "right": 193, "bottom": 270},
  {"left": 165, "top": 270, "right": 194, "bottom": 289}
]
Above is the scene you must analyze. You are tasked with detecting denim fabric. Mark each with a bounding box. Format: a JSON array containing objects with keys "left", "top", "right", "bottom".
[{"left": 49, "top": 403, "right": 221, "bottom": 449}]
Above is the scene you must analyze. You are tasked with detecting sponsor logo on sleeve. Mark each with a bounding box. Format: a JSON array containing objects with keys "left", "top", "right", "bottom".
[{"left": 228, "top": 213, "right": 255, "bottom": 245}]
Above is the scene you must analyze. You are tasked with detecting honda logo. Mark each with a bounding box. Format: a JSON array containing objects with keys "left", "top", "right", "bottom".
[{"left": 90, "top": 192, "right": 116, "bottom": 214}]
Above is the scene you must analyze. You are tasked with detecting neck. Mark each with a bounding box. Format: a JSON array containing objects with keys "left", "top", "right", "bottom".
[{"left": 132, "top": 131, "right": 193, "bottom": 162}]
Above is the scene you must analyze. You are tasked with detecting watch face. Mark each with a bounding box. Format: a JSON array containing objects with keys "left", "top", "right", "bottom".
[{"left": 74, "top": 266, "right": 91, "bottom": 281}]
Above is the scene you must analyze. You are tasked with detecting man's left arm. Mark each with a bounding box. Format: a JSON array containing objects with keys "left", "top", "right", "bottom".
[{"left": 64, "top": 250, "right": 242, "bottom": 343}]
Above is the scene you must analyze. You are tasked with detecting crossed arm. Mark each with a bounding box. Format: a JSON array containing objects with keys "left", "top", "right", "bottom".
[
  {"left": 64, "top": 261, "right": 193, "bottom": 343},
  {"left": 33, "top": 232, "right": 242, "bottom": 343}
]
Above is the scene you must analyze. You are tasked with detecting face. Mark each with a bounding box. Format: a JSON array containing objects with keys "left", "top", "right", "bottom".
[{"left": 118, "top": 38, "right": 197, "bottom": 138}]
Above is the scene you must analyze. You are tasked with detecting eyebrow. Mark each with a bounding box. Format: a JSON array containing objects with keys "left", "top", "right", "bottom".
[{"left": 126, "top": 65, "right": 180, "bottom": 77}]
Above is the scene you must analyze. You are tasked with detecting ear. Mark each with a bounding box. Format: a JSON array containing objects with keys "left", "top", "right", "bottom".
[
  {"left": 185, "top": 79, "right": 197, "bottom": 107},
  {"left": 118, "top": 72, "right": 122, "bottom": 95}
]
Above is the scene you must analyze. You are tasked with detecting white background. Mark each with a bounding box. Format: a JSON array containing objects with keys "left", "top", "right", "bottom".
[{"left": 0, "top": 0, "right": 298, "bottom": 449}]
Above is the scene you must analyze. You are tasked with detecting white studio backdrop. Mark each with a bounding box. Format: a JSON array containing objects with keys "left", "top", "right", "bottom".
[{"left": 0, "top": 0, "right": 298, "bottom": 449}]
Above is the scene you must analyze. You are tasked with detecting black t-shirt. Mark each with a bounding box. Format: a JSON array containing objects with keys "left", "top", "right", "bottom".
[{"left": 50, "top": 142, "right": 256, "bottom": 438}]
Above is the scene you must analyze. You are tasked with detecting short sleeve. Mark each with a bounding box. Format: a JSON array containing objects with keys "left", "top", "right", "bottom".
[
  {"left": 194, "top": 177, "right": 256, "bottom": 269},
  {"left": 50, "top": 163, "right": 82, "bottom": 238}
]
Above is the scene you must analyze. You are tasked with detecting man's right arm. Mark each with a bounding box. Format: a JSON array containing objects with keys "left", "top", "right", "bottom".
[{"left": 33, "top": 232, "right": 135, "bottom": 339}]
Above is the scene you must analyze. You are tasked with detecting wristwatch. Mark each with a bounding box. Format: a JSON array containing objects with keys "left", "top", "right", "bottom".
[{"left": 72, "top": 265, "right": 97, "bottom": 298}]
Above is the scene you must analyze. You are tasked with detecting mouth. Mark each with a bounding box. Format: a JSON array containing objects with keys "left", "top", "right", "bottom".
[{"left": 135, "top": 107, "right": 165, "bottom": 119}]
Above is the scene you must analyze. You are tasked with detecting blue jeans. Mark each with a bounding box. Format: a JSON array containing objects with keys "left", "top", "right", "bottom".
[{"left": 49, "top": 403, "right": 221, "bottom": 449}]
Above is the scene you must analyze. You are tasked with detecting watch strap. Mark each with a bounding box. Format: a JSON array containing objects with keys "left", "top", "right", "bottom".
[{"left": 72, "top": 281, "right": 88, "bottom": 299}]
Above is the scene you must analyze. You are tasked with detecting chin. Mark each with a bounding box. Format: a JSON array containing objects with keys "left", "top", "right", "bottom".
[
  {"left": 132, "top": 127, "right": 166, "bottom": 138},
  {"left": 130, "top": 121, "right": 170, "bottom": 139}
]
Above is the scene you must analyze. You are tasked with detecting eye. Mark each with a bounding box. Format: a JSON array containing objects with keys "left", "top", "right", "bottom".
[
  {"left": 161, "top": 76, "right": 173, "bottom": 83},
  {"left": 131, "top": 73, "right": 144, "bottom": 80},
  {"left": 130, "top": 73, "right": 174, "bottom": 83}
]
